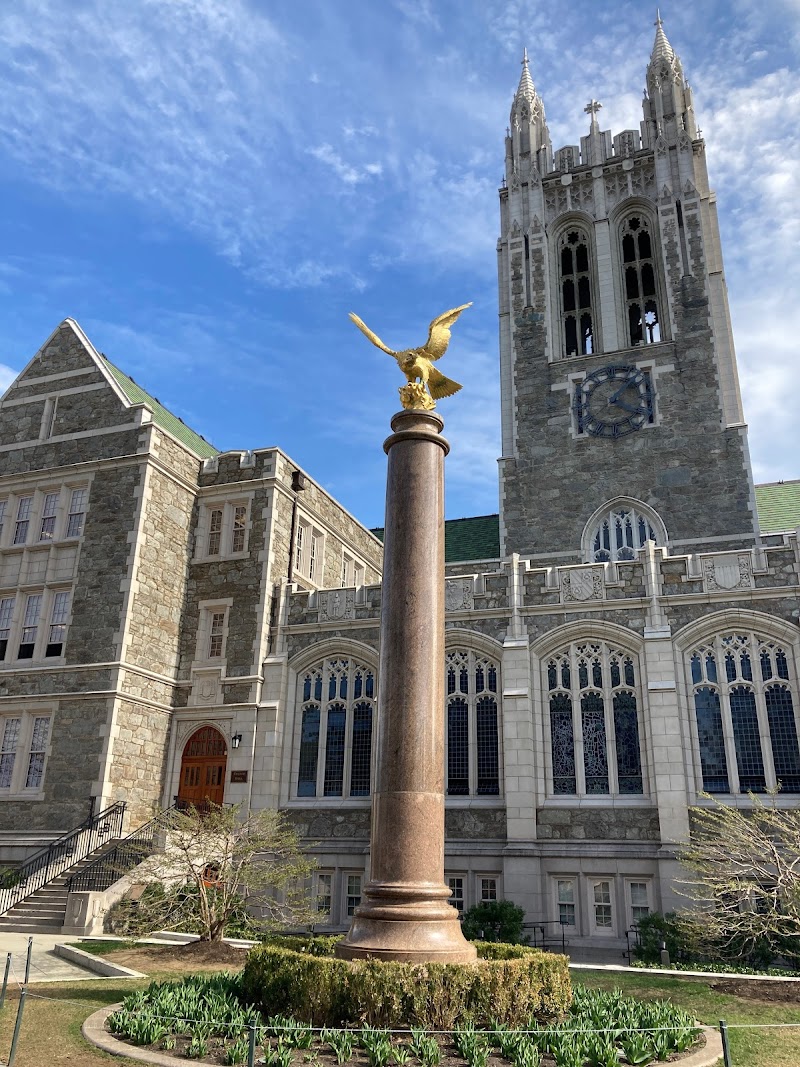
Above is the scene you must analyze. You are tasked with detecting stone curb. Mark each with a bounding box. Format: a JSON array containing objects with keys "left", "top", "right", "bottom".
[
  {"left": 570, "top": 960, "right": 800, "bottom": 983},
  {"left": 83, "top": 1005, "right": 193, "bottom": 1067},
  {"left": 83, "top": 1005, "right": 723, "bottom": 1067},
  {"left": 55, "top": 943, "right": 146, "bottom": 980}
]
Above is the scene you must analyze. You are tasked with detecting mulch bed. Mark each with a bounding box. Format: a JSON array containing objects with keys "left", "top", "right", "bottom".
[{"left": 710, "top": 978, "right": 800, "bottom": 1003}]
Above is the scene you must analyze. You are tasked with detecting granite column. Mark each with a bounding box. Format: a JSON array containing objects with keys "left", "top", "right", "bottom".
[{"left": 337, "top": 408, "right": 476, "bottom": 962}]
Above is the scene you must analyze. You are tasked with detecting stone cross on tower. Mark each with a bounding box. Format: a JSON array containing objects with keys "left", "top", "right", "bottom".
[{"left": 584, "top": 99, "right": 603, "bottom": 124}]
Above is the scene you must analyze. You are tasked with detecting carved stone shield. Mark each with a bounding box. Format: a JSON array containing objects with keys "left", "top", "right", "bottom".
[
  {"left": 445, "top": 579, "right": 473, "bottom": 612},
  {"left": 711, "top": 558, "right": 742, "bottom": 590},
  {"left": 321, "top": 590, "right": 352, "bottom": 621},
  {"left": 568, "top": 569, "right": 596, "bottom": 601}
]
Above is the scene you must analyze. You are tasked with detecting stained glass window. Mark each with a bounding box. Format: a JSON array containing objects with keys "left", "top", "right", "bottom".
[
  {"left": 693, "top": 687, "right": 729, "bottom": 793},
  {"left": 323, "top": 704, "right": 346, "bottom": 796},
  {"left": 730, "top": 686, "right": 765, "bottom": 792},
  {"left": 614, "top": 691, "right": 643, "bottom": 794},
  {"left": 447, "top": 698, "right": 469, "bottom": 796},
  {"left": 550, "top": 693, "right": 576, "bottom": 794},
  {"left": 297, "top": 705, "right": 320, "bottom": 797},
  {"left": 350, "top": 702, "right": 373, "bottom": 797},
  {"left": 296, "top": 658, "right": 376, "bottom": 798},
  {"left": 582, "top": 693, "right": 609, "bottom": 794},
  {"left": 688, "top": 633, "right": 799, "bottom": 794},
  {"left": 445, "top": 649, "right": 502, "bottom": 797},
  {"left": 546, "top": 641, "right": 643, "bottom": 796}
]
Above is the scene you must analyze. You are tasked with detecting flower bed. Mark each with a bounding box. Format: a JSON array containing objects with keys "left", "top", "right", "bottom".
[{"left": 106, "top": 972, "right": 703, "bottom": 1066}]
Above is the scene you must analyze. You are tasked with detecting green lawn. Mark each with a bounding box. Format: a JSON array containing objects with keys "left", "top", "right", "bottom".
[
  {"left": 577, "top": 968, "right": 800, "bottom": 1067},
  {"left": 2, "top": 951, "right": 799, "bottom": 1067}
]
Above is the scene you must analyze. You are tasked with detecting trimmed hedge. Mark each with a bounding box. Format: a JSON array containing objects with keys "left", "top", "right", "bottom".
[{"left": 241, "top": 938, "right": 571, "bottom": 1029}]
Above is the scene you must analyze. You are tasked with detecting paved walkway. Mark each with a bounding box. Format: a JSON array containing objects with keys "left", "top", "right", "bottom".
[{"left": 0, "top": 932, "right": 95, "bottom": 984}]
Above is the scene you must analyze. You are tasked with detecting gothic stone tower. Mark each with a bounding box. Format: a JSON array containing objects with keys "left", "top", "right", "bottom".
[{"left": 497, "top": 18, "right": 758, "bottom": 565}]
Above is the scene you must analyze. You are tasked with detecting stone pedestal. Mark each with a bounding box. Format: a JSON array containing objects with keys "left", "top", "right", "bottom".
[{"left": 337, "top": 409, "right": 476, "bottom": 963}]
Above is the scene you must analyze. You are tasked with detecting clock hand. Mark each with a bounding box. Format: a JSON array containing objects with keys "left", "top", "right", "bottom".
[
  {"left": 613, "top": 398, "right": 642, "bottom": 415},
  {"left": 608, "top": 383, "right": 630, "bottom": 404}
]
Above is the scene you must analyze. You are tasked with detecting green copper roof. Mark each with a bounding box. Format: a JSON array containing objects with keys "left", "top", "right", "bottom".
[
  {"left": 755, "top": 481, "right": 800, "bottom": 534},
  {"left": 372, "top": 485, "right": 799, "bottom": 564},
  {"left": 371, "top": 514, "right": 500, "bottom": 564},
  {"left": 103, "top": 358, "right": 218, "bottom": 459},
  {"left": 444, "top": 514, "right": 501, "bottom": 562}
]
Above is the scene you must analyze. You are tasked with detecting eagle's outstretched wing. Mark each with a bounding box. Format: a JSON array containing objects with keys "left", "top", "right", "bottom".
[
  {"left": 349, "top": 312, "right": 397, "bottom": 357},
  {"left": 422, "top": 303, "right": 472, "bottom": 361},
  {"left": 428, "top": 366, "right": 462, "bottom": 400}
]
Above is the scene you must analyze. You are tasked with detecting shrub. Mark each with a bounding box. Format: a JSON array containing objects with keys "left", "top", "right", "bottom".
[
  {"left": 631, "top": 912, "right": 687, "bottom": 964},
  {"left": 460, "top": 900, "right": 527, "bottom": 944},
  {"left": 633, "top": 910, "right": 790, "bottom": 970},
  {"left": 241, "top": 939, "right": 571, "bottom": 1029}
]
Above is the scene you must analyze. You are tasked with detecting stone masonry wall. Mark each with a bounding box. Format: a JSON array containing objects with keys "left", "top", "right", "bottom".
[
  {"left": 536, "top": 807, "right": 661, "bottom": 841},
  {"left": 125, "top": 457, "right": 196, "bottom": 678},
  {"left": 500, "top": 164, "right": 757, "bottom": 563},
  {"left": 0, "top": 698, "right": 110, "bottom": 832},
  {"left": 107, "top": 698, "right": 172, "bottom": 825},
  {"left": 69, "top": 464, "right": 142, "bottom": 664}
]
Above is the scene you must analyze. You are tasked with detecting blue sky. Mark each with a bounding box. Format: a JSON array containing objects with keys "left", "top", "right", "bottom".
[{"left": 0, "top": 0, "right": 796, "bottom": 528}]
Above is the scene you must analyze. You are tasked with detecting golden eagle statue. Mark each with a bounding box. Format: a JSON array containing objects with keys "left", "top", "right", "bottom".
[{"left": 349, "top": 303, "right": 471, "bottom": 410}]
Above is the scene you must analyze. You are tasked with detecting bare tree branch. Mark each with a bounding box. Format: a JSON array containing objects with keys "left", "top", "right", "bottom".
[{"left": 130, "top": 804, "right": 318, "bottom": 941}]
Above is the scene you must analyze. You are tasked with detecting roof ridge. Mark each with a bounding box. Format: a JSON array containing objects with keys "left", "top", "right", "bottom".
[{"left": 102, "top": 356, "right": 218, "bottom": 459}]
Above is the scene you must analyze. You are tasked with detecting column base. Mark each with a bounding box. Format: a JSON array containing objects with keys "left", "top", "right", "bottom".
[{"left": 335, "top": 881, "right": 477, "bottom": 963}]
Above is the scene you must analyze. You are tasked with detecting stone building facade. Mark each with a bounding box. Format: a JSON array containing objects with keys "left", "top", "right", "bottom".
[{"left": 1, "top": 17, "right": 799, "bottom": 950}]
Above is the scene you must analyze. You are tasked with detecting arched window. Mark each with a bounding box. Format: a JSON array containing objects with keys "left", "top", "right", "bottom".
[
  {"left": 585, "top": 502, "right": 665, "bottom": 563},
  {"left": 445, "top": 649, "right": 500, "bottom": 796},
  {"left": 688, "top": 633, "right": 800, "bottom": 794},
  {"left": 546, "top": 641, "right": 644, "bottom": 796},
  {"left": 620, "top": 215, "right": 661, "bottom": 346},
  {"left": 558, "top": 229, "right": 594, "bottom": 357},
  {"left": 296, "top": 657, "right": 375, "bottom": 798}
]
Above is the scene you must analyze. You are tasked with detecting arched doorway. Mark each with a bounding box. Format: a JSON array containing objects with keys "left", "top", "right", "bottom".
[{"left": 177, "top": 726, "right": 227, "bottom": 809}]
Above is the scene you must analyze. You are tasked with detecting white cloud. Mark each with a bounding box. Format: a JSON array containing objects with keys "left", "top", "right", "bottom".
[{"left": 308, "top": 144, "right": 382, "bottom": 186}]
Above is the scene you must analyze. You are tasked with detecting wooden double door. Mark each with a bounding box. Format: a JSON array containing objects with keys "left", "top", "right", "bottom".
[{"left": 177, "top": 726, "right": 227, "bottom": 809}]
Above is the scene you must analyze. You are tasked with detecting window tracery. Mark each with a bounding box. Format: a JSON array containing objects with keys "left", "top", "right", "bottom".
[
  {"left": 445, "top": 649, "right": 501, "bottom": 796},
  {"left": 688, "top": 633, "right": 800, "bottom": 794},
  {"left": 620, "top": 215, "right": 662, "bottom": 346},
  {"left": 586, "top": 504, "right": 663, "bottom": 563},
  {"left": 546, "top": 641, "right": 644, "bottom": 796},
  {"left": 296, "top": 657, "right": 375, "bottom": 798},
  {"left": 558, "top": 229, "right": 595, "bottom": 357}
]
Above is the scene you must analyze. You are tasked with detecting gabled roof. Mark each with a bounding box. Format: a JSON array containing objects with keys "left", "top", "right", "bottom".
[
  {"left": 755, "top": 480, "right": 800, "bottom": 534},
  {"left": 102, "top": 358, "right": 218, "bottom": 459}
]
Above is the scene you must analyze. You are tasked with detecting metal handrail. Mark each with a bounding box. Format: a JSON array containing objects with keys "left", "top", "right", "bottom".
[
  {"left": 64, "top": 804, "right": 176, "bottom": 894},
  {"left": 0, "top": 801, "right": 126, "bottom": 916},
  {"left": 523, "top": 918, "right": 570, "bottom": 953}
]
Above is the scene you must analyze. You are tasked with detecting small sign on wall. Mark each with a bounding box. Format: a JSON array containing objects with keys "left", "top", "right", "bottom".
[{"left": 230, "top": 770, "right": 248, "bottom": 783}]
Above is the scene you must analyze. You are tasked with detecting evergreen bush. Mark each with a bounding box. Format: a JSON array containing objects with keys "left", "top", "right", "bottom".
[
  {"left": 460, "top": 900, "right": 527, "bottom": 943},
  {"left": 241, "top": 939, "right": 571, "bottom": 1029}
]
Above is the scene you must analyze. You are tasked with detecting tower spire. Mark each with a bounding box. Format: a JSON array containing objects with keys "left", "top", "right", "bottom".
[
  {"left": 506, "top": 48, "right": 552, "bottom": 177},
  {"left": 517, "top": 47, "right": 536, "bottom": 102},
  {"left": 651, "top": 9, "right": 675, "bottom": 65}
]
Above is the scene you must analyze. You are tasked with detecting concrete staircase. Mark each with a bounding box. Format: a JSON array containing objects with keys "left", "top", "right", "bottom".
[{"left": 0, "top": 845, "right": 117, "bottom": 934}]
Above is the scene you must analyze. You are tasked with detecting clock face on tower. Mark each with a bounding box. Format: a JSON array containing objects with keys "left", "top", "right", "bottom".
[{"left": 576, "top": 365, "right": 653, "bottom": 438}]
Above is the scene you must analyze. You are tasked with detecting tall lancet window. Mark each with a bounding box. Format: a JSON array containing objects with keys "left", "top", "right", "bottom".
[
  {"left": 546, "top": 641, "right": 644, "bottom": 796},
  {"left": 621, "top": 216, "right": 661, "bottom": 346},
  {"left": 559, "top": 229, "right": 594, "bottom": 357}
]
